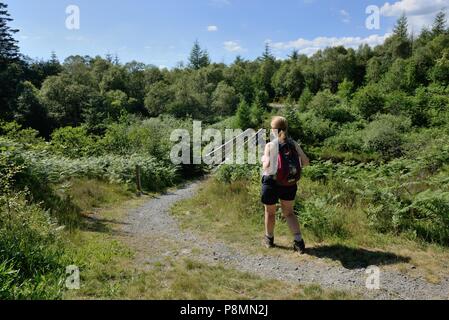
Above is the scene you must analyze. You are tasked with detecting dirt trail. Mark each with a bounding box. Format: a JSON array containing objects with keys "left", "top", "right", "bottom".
[{"left": 122, "top": 181, "right": 449, "bottom": 300}]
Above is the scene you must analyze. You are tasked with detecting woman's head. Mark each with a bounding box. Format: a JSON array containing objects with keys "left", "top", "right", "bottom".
[{"left": 271, "top": 116, "right": 288, "bottom": 141}]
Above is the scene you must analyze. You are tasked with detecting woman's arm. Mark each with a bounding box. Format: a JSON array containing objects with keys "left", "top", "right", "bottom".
[
  {"left": 262, "top": 143, "right": 271, "bottom": 171},
  {"left": 296, "top": 143, "right": 310, "bottom": 167}
]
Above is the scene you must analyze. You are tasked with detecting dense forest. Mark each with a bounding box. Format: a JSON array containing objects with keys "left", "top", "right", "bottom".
[{"left": 1, "top": 0, "right": 449, "bottom": 299}]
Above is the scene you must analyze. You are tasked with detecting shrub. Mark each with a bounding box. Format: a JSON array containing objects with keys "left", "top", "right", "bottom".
[
  {"left": 0, "top": 155, "right": 68, "bottom": 299},
  {"left": 363, "top": 114, "right": 411, "bottom": 159},
  {"left": 51, "top": 126, "right": 99, "bottom": 158},
  {"left": 399, "top": 190, "right": 449, "bottom": 245},
  {"left": 216, "top": 164, "right": 259, "bottom": 184},
  {"left": 235, "top": 100, "right": 252, "bottom": 129},
  {"left": 325, "top": 125, "right": 365, "bottom": 153},
  {"left": 0, "top": 193, "right": 68, "bottom": 299},
  {"left": 352, "top": 84, "right": 385, "bottom": 120},
  {"left": 384, "top": 91, "right": 415, "bottom": 117},
  {"left": 298, "top": 112, "right": 337, "bottom": 145},
  {"left": 308, "top": 90, "right": 340, "bottom": 118},
  {"left": 366, "top": 189, "right": 403, "bottom": 233},
  {"left": 302, "top": 161, "right": 334, "bottom": 184},
  {"left": 300, "top": 198, "right": 348, "bottom": 241},
  {"left": 101, "top": 115, "right": 191, "bottom": 160},
  {"left": 0, "top": 121, "right": 46, "bottom": 147}
]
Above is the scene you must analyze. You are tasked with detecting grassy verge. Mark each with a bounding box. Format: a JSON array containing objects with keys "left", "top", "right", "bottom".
[
  {"left": 62, "top": 180, "right": 355, "bottom": 300},
  {"left": 172, "top": 178, "right": 449, "bottom": 283}
]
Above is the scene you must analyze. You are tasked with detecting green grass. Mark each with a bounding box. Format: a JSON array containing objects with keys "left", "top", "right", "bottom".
[
  {"left": 62, "top": 181, "right": 356, "bottom": 300},
  {"left": 65, "top": 230, "right": 355, "bottom": 300},
  {"left": 64, "top": 178, "right": 133, "bottom": 212},
  {"left": 172, "top": 178, "right": 449, "bottom": 283}
]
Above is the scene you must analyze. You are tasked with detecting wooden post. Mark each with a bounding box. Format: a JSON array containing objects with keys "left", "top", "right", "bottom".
[{"left": 136, "top": 165, "right": 142, "bottom": 196}]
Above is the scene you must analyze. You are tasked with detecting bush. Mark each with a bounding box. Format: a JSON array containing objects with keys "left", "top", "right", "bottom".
[
  {"left": 384, "top": 91, "right": 415, "bottom": 117},
  {"left": 298, "top": 111, "right": 337, "bottom": 145},
  {"left": 51, "top": 126, "right": 99, "bottom": 158},
  {"left": 308, "top": 90, "right": 340, "bottom": 118},
  {"left": 216, "top": 164, "right": 259, "bottom": 184},
  {"left": 300, "top": 198, "right": 348, "bottom": 241},
  {"left": 24, "top": 152, "right": 179, "bottom": 192},
  {"left": 366, "top": 189, "right": 403, "bottom": 233},
  {"left": 400, "top": 190, "right": 449, "bottom": 245},
  {"left": 0, "top": 155, "right": 68, "bottom": 299},
  {"left": 366, "top": 187, "right": 449, "bottom": 245},
  {"left": 101, "top": 115, "right": 191, "bottom": 160},
  {"left": 363, "top": 114, "right": 411, "bottom": 159},
  {"left": 0, "top": 194, "right": 68, "bottom": 300},
  {"left": 0, "top": 121, "right": 46, "bottom": 147},
  {"left": 1, "top": 141, "right": 82, "bottom": 228},
  {"left": 352, "top": 84, "right": 385, "bottom": 120},
  {"left": 302, "top": 161, "right": 334, "bottom": 184},
  {"left": 324, "top": 124, "right": 365, "bottom": 153}
]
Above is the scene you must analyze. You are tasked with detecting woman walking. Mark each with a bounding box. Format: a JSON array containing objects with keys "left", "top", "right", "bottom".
[{"left": 261, "top": 116, "right": 310, "bottom": 254}]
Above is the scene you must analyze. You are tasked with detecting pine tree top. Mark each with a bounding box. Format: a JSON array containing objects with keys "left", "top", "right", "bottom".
[
  {"left": 432, "top": 10, "right": 447, "bottom": 35},
  {"left": 393, "top": 14, "right": 409, "bottom": 39},
  {"left": 188, "top": 40, "right": 210, "bottom": 70},
  {"left": 0, "top": 1, "right": 20, "bottom": 61}
]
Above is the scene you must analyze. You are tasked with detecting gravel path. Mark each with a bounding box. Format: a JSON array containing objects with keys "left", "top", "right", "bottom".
[{"left": 123, "top": 181, "right": 449, "bottom": 300}]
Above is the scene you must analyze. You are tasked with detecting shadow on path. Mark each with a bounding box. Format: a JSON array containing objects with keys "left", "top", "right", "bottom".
[{"left": 306, "top": 244, "right": 411, "bottom": 269}]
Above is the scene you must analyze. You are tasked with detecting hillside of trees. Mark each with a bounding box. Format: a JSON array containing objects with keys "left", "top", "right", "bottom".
[{"left": 1, "top": 0, "right": 449, "bottom": 299}]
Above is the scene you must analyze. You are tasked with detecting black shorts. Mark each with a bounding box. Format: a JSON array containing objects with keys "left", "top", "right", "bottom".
[{"left": 261, "top": 176, "right": 298, "bottom": 205}]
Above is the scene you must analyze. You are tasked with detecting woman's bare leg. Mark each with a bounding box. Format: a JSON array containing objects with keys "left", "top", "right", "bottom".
[
  {"left": 281, "top": 200, "right": 301, "bottom": 236},
  {"left": 265, "top": 205, "right": 277, "bottom": 238}
]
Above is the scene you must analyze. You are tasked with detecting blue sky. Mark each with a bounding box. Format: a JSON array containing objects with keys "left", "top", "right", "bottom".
[{"left": 6, "top": 0, "right": 449, "bottom": 68}]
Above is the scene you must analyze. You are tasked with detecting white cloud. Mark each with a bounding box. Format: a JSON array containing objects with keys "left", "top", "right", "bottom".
[
  {"left": 224, "top": 40, "right": 246, "bottom": 53},
  {"left": 271, "top": 33, "right": 392, "bottom": 56},
  {"left": 207, "top": 25, "right": 218, "bottom": 32},
  {"left": 380, "top": 0, "right": 449, "bottom": 30},
  {"left": 340, "top": 9, "right": 351, "bottom": 23},
  {"left": 380, "top": 0, "right": 448, "bottom": 17}
]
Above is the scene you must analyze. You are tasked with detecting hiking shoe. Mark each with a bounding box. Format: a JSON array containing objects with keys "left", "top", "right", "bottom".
[
  {"left": 294, "top": 239, "right": 306, "bottom": 254},
  {"left": 263, "top": 236, "right": 275, "bottom": 249}
]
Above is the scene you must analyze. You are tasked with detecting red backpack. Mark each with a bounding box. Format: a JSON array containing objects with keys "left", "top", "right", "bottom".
[{"left": 276, "top": 140, "right": 302, "bottom": 187}]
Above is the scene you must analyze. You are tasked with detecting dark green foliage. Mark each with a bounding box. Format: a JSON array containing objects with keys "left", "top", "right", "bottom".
[
  {"left": 212, "top": 82, "right": 239, "bottom": 116},
  {"left": 236, "top": 100, "right": 252, "bottom": 129},
  {"left": 363, "top": 114, "right": 411, "bottom": 159},
  {"left": 0, "top": 149, "right": 69, "bottom": 299},
  {"left": 2, "top": 11, "right": 449, "bottom": 301},
  {"left": 272, "top": 62, "right": 305, "bottom": 100},
  {"left": 298, "top": 111, "right": 337, "bottom": 145},
  {"left": 188, "top": 40, "right": 210, "bottom": 70},
  {"left": 430, "top": 50, "right": 449, "bottom": 85},
  {"left": 352, "top": 84, "right": 385, "bottom": 120},
  {"left": 50, "top": 126, "right": 99, "bottom": 158},
  {"left": 300, "top": 198, "right": 349, "bottom": 241},
  {"left": 14, "top": 81, "right": 50, "bottom": 136},
  {"left": 0, "top": 2, "right": 19, "bottom": 62},
  {"left": 432, "top": 10, "right": 447, "bottom": 36},
  {"left": 145, "top": 81, "right": 173, "bottom": 117}
]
